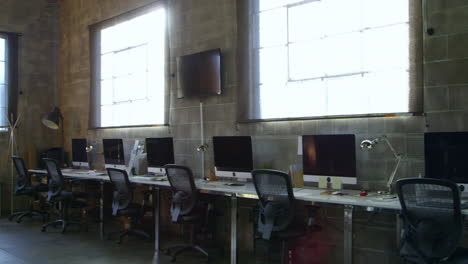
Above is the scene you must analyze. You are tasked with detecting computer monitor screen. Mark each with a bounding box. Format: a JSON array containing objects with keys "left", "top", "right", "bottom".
[
  {"left": 425, "top": 132, "right": 468, "bottom": 184},
  {"left": 213, "top": 136, "right": 253, "bottom": 178},
  {"left": 146, "top": 137, "right": 175, "bottom": 174},
  {"left": 103, "top": 139, "right": 125, "bottom": 166},
  {"left": 302, "top": 134, "right": 356, "bottom": 184},
  {"left": 71, "top": 138, "right": 88, "bottom": 166}
]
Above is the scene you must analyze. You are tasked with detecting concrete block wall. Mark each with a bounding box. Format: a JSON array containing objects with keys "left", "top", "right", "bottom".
[
  {"left": 58, "top": 0, "right": 427, "bottom": 190},
  {"left": 0, "top": 0, "right": 59, "bottom": 214},
  {"left": 424, "top": 0, "right": 468, "bottom": 133},
  {"left": 55, "top": 0, "right": 468, "bottom": 263}
]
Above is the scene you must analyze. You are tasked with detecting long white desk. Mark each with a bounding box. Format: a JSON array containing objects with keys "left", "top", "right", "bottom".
[{"left": 29, "top": 169, "right": 468, "bottom": 264}]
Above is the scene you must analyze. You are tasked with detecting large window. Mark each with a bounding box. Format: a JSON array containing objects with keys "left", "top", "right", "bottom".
[
  {"left": 0, "top": 33, "right": 18, "bottom": 130},
  {"left": 90, "top": 3, "right": 167, "bottom": 128},
  {"left": 243, "top": 0, "right": 420, "bottom": 120},
  {"left": 0, "top": 37, "right": 6, "bottom": 128}
]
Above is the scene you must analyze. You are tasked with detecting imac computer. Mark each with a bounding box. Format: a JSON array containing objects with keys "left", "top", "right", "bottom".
[
  {"left": 103, "top": 138, "right": 126, "bottom": 170},
  {"left": 71, "top": 138, "right": 88, "bottom": 167},
  {"left": 146, "top": 137, "right": 175, "bottom": 175},
  {"left": 213, "top": 136, "right": 253, "bottom": 179},
  {"left": 425, "top": 132, "right": 468, "bottom": 190},
  {"left": 302, "top": 134, "right": 357, "bottom": 185}
]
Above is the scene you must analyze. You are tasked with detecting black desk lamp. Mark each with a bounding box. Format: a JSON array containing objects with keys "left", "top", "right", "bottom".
[
  {"left": 42, "top": 107, "right": 65, "bottom": 165},
  {"left": 41, "top": 107, "right": 62, "bottom": 129},
  {"left": 360, "top": 135, "right": 403, "bottom": 194}
]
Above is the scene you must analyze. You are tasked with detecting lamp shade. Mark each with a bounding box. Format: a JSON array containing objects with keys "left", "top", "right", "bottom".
[{"left": 41, "top": 107, "right": 61, "bottom": 129}]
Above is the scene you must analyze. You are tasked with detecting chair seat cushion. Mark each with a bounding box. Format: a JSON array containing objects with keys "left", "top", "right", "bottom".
[
  {"left": 272, "top": 229, "right": 303, "bottom": 239},
  {"left": 16, "top": 183, "right": 48, "bottom": 196},
  {"left": 257, "top": 226, "right": 303, "bottom": 241},
  {"left": 51, "top": 191, "right": 87, "bottom": 208},
  {"left": 70, "top": 199, "right": 87, "bottom": 208},
  {"left": 445, "top": 247, "right": 468, "bottom": 264},
  {"left": 181, "top": 214, "right": 200, "bottom": 222},
  {"left": 15, "top": 186, "right": 34, "bottom": 196},
  {"left": 34, "top": 183, "right": 48, "bottom": 193},
  {"left": 401, "top": 244, "right": 468, "bottom": 264},
  {"left": 116, "top": 203, "right": 142, "bottom": 217},
  {"left": 73, "top": 191, "right": 88, "bottom": 199}
]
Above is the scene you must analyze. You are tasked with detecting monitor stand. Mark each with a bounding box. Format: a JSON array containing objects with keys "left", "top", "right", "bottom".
[
  {"left": 105, "top": 164, "right": 126, "bottom": 170},
  {"left": 318, "top": 177, "right": 328, "bottom": 189},
  {"left": 72, "top": 162, "right": 89, "bottom": 169},
  {"left": 215, "top": 167, "right": 251, "bottom": 181},
  {"left": 331, "top": 177, "right": 342, "bottom": 190},
  {"left": 148, "top": 167, "right": 165, "bottom": 176},
  {"left": 318, "top": 176, "right": 342, "bottom": 190},
  {"left": 305, "top": 175, "right": 355, "bottom": 189}
]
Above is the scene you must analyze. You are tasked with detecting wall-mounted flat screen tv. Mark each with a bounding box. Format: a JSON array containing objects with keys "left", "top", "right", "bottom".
[{"left": 177, "top": 48, "right": 221, "bottom": 98}]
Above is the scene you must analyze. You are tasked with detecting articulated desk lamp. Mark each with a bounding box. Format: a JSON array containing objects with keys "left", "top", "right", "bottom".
[
  {"left": 360, "top": 135, "right": 403, "bottom": 195},
  {"left": 41, "top": 106, "right": 64, "bottom": 146}
]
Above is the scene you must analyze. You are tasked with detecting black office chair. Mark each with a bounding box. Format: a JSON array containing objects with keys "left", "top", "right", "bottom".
[
  {"left": 9, "top": 156, "right": 49, "bottom": 223},
  {"left": 164, "top": 164, "right": 209, "bottom": 262},
  {"left": 41, "top": 158, "right": 87, "bottom": 233},
  {"left": 397, "top": 178, "right": 468, "bottom": 264},
  {"left": 106, "top": 168, "right": 150, "bottom": 244},
  {"left": 252, "top": 169, "right": 300, "bottom": 263}
]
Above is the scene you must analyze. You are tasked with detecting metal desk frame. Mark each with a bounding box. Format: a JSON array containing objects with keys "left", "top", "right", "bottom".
[{"left": 31, "top": 169, "right": 461, "bottom": 264}]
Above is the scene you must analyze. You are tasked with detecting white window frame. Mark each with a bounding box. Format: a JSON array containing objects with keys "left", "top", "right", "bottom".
[
  {"left": 251, "top": 0, "right": 421, "bottom": 121},
  {"left": 89, "top": 2, "right": 168, "bottom": 129},
  {"left": 0, "top": 36, "right": 7, "bottom": 130}
]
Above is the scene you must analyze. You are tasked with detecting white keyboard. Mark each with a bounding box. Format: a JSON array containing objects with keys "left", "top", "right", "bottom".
[
  {"left": 62, "top": 169, "right": 95, "bottom": 173},
  {"left": 132, "top": 176, "right": 167, "bottom": 181}
]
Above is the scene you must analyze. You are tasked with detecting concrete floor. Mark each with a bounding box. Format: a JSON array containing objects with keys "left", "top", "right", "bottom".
[{"left": 0, "top": 216, "right": 231, "bottom": 264}]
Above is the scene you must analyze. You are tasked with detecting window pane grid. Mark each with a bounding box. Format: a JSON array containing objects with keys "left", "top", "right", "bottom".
[
  {"left": 97, "top": 7, "right": 166, "bottom": 127},
  {"left": 0, "top": 37, "right": 6, "bottom": 128},
  {"left": 257, "top": 0, "right": 410, "bottom": 119}
]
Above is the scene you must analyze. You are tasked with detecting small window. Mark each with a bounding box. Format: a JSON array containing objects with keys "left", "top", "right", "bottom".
[{"left": 90, "top": 3, "right": 167, "bottom": 128}]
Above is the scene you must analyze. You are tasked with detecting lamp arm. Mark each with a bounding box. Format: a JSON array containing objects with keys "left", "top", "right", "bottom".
[
  {"left": 382, "top": 136, "right": 400, "bottom": 159},
  {"left": 387, "top": 156, "right": 402, "bottom": 192},
  {"left": 380, "top": 135, "right": 403, "bottom": 193}
]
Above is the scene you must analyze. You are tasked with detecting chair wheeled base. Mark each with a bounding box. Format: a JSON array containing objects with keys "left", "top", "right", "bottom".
[
  {"left": 164, "top": 244, "right": 209, "bottom": 262},
  {"left": 107, "top": 228, "right": 151, "bottom": 244},
  {"left": 41, "top": 219, "right": 83, "bottom": 234},
  {"left": 9, "top": 210, "right": 49, "bottom": 223}
]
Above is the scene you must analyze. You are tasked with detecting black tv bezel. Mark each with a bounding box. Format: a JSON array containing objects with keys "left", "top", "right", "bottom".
[
  {"left": 145, "top": 137, "right": 175, "bottom": 168},
  {"left": 302, "top": 134, "right": 357, "bottom": 178},
  {"left": 424, "top": 131, "right": 468, "bottom": 184},
  {"left": 102, "top": 138, "right": 125, "bottom": 165},
  {"left": 176, "top": 48, "right": 222, "bottom": 98},
  {"left": 213, "top": 136, "right": 253, "bottom": 173},
  {"left": 71, "top": 138, "right": 88, "bottom": 163}
]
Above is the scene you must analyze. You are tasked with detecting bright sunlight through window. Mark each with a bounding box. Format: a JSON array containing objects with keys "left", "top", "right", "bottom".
[
  {"left": 0, "top": 37, "right": 7, "bottom": 129},
  {"left": 99, "top": 7, "right": 166, "bottom": 127},
  {"left": 257, "top": 0, "right": 409, "bottom": 119}
]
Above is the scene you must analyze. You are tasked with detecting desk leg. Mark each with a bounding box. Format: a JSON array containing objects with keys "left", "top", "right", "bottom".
[
  {"left": 396, "top": 213, "right": 402, "bottom": 249},
  {"left": 99, "top": 181, "right": 105, "bottom": 240},
  {"left": 153, "top": 187, "right": 160, "bottom": 264},
  {"left": 344, "top": 205, "right": 353, "bottom": 264},
  {"left": 230, "top": 195, "right": 238, "bottom": 264}
]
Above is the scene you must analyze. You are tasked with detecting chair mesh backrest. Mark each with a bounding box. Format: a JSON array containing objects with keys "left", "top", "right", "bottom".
[
  {"left": 397, "top": 178, "right": 463, "bottom": 260},
  {"left": 43, "top": 158, "right": 64, "bottom": 199},
  {"left": 252, "top": 169, "right": 295, "bottom": 206},
  {"left": 107, "top": 168, "right": 132, "bottom": 215},
  {"left": 252, "top": 169, "right": 295, "bottom": 233},
  {"left": 12, "top": 156, "right": 30, "bottom": 190},
  {"left": 164, "top": 165, "right": 197, "bottom": 216}
]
